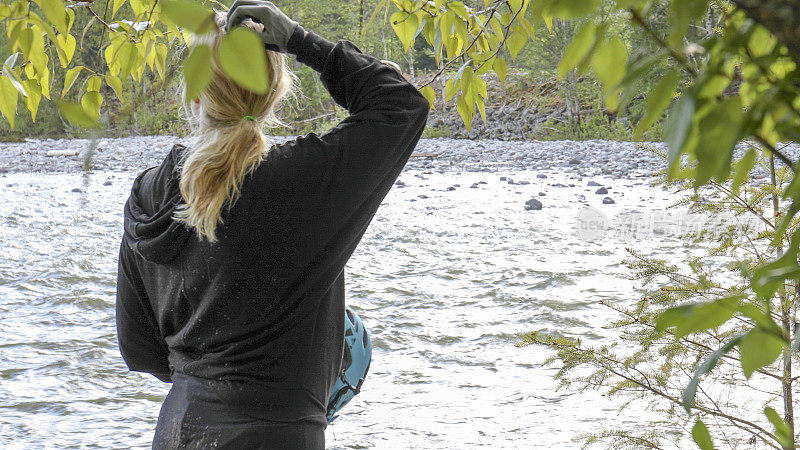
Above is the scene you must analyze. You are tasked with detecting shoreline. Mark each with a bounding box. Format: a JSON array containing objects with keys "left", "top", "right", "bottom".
[{"left": 0, "top": 135, "right": 669, "bottom": 178}]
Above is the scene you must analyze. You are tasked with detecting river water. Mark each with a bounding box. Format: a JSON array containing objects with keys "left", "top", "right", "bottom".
[{"left": 0, "top": 154, "right": 707, "bottom": 448}]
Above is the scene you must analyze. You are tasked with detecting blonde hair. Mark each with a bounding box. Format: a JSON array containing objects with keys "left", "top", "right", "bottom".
[{"left": 174, "top": 12, "right": 297, "bottom": 243}]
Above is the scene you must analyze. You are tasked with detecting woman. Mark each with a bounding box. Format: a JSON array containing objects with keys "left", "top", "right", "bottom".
[{"left": 115, "top": 1, "right": 429, "bottom": 448}]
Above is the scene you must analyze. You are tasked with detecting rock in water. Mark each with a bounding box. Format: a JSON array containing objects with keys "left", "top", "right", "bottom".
[
  {"left": 587, "top": 181, "right": 601, "bottom": 186},
  {"left": 525, "top": 198, "right": 543, "bottom": 211},
  {"left": 595, "top": 187, "right": 609, "bottom": 195},
  {"left": 568, "top": 158, "right": 581, "bottom": 165},
  {"left": 537, "top": 174, "right": 547, "bottom": 179},
  {"left": 603, "top": 197, "right": 615, "bottom": 204}
]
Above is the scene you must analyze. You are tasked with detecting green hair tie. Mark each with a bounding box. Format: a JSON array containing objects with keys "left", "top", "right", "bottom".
[{"left": 242, "top": 115, "right": 257, "bottom": 123}]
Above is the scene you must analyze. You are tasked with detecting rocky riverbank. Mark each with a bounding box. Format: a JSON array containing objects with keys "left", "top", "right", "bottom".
[{"left": 0, "top": 135, "right": 669, "bottom": 178}]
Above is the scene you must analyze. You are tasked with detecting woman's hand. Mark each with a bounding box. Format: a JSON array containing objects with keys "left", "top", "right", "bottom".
[{"left": 226, "top": 0, "right": 300, "bottom": 53}]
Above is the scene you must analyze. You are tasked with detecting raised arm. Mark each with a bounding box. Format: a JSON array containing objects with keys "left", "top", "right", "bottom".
[{"left": 226, "top": 1, "right": 429, "bottom": 294}]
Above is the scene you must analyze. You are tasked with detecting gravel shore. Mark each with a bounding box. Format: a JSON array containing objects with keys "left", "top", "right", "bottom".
[{"left": 0, "top": 135, "right": 672, "bottom": 177}]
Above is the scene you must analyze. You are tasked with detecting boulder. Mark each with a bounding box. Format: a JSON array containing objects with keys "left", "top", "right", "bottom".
[{"left": 525, "top": 198, "right": 543, "bottom": 211}]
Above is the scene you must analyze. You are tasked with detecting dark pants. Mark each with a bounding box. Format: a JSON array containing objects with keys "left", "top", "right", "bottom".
[{"left": 153, "top": 373, "right": 325, "bottom": 449}]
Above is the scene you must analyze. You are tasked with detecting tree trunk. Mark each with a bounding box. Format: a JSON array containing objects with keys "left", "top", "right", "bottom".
[
  {"left": 770, "top": 155, "right": 796, "bottom": 448},
  {"left": 406, "top": 47, "right": 415, "bottom": 78},
  {"left": 565, "top": 71, "right": 579, "bottom": 131},
  {"left": 705, "top": 8, "right": 715, "bottom": 38},
  {"left": 380, "top": 26, "right": 388, "bottom": 59},
  {"left": 439, "top": 57, "right": 447, "bottom": 112}
]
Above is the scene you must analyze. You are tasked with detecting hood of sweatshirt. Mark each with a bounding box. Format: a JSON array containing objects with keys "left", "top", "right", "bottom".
[{"left": 123, "top": 144, "right": 192, "bottom": 264}]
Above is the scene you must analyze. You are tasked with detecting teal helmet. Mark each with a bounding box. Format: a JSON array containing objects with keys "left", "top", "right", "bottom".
[{"left": 326, "top": 307, "right": 372, "bottom": 423}]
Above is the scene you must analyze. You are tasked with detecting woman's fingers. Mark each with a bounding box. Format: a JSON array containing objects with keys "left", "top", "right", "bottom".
[{"left": 226, "top": 4, "right": 266, "bottom": 31}]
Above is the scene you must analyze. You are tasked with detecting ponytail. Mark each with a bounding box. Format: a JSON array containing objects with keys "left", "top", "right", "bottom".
[{"left": 173, "top": 12, "right": 297, "bottom": 242}]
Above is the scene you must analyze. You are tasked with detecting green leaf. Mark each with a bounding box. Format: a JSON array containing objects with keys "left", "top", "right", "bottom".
[
  {"left": 751, "top": 229, "right": 800, "bottom": 300},
  {"left": 764, "top": 407, "right": 794, "bottom": 449},
  {"left": 112, "top": 0, "right": 127, "bottom": 18},
  {"left": 665, "top": 91, "right": 695, "bottom": 170},
  {"left": 456, "top": 94, "right": 473, "bottom": 131},
  {"left": 520, "top": 17, "right": 536, "bottom": 39},
  {"left": 85, "top": 75, "right": 102, "bottom": 92},
  {"left": 682, "top": 335, "right": 743, "bottom": 412},
  {"left": 55, "top": 33, "right": 76, "bottom": 68},
  {"left": 738, "top": 303, "right": 783, "bottom": 336},
  {"left": 477, "top": 96, "right": 486, "bottom": 124},
  {"left": 691, "top": 420, "right": 714, "bottom": 450},
  {"left": 731, "top": 148, "right": 757, "bottom": 192},
  {"left": 34, "top": 0, "right": 68, "bottom": 35},
  {"left": 0, "top": 76, "right": 18, "bottom": 128},
  {"left": 558, "top": 21, "right": 597, "bottom": 78},
  {"left": 694, "top": 96, "right": 742, "bottom": 186},
  {"left": 506, "top": 26, "right": 528, "bottom": 61},
  {"left": 161, "top": 0, "right": 216, "bottom": 34},
  {"left": 494, "top": 57, "right": 507, "bottom": 84},
  {"left": 105, "top": 74, "right": 124, "bottom": 102},
  {"left": 22, "top": 79, "right": 42, "bottom": 121},
  {"left": 656, "top": 297, "right": 739, "bottom": 339},
  {"left": 748, "top": 25, "right": 778, "bottom": 58},
  {"left": 2, "top": 67, "right": 26, "bottom": 97},
  {"left": 217, "top": 27, "right": 270, "bottom": 94},
  {"left": 57, "top": 100, "right": 98, "bottom": 128},
  {"left": 592, "top": 36, "right": 627, "bottom": 109},
  {"left": 183, "top": 44, "right": 212, "bottom": 101},
  {"left": 636, "top": 69, "right": 679, "bottom": 139},
  {"left": 593, "top": 36, "right": 627, "bottom": 88},
  {"left": 449, "top": 1, "right": 468, "bottom": 18},
  {"left": 62, "top": 66, "right": 83, "bottom": 97},
  {"left": 548, "top": 0, "right": 600, "bottom": 19},
  {"left": 155, "top": 43, "right": 168, "bottom": 80},
  {"left": 419, "top": 85, "right": 435, "bottom": 110},
  {"left": 391, "top": 10, "right": 419, "bottom": 53},
  {"left": 117, "top": 41, "right": 139, "bottom": 82},
  {"left": 80, "top": 91, "right": 103, "bottom": 121},
  {"left": 752, "top": 259, "right": 800, "bottom": 300},
  {"left": 739, "top": 328, "right": 784, "bottom": 378},
  {"left": 445, "top": 76, "right": 459, "bottom": 102}
]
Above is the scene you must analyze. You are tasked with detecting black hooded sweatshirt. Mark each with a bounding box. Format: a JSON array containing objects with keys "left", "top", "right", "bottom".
[{"left": 115, "top": 27, "right": 429, "bottom": 423}]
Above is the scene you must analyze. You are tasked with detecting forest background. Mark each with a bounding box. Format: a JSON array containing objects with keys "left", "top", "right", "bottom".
[{"left": 0, "top": 0, "right": 686, "bottom": 142}]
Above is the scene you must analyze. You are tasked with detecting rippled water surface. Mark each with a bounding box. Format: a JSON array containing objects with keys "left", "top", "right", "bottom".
[{"left": 0, "top": 165, "right": 696, "bottom": 448}]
